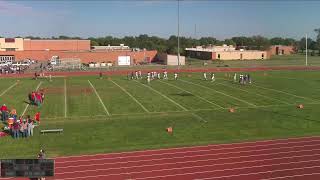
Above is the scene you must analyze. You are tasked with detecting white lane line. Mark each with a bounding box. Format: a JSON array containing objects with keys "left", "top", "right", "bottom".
[
  {"left": 110, "top": 80, "right": 150, "bottom": 113},
  {"left": 0, "top": 82, "right": 18, "bottom": 96},
  {"left": 55, "top": 153, "right": 320, "bottom": 175},
  {"left": 54, "top": 136, "right": 320, "bottom": 160},
  {"left": 135, "top": 161, "right": 320, "bottom": 180},
  {"left": 64, "top": 78, "right": 67, "bottom": 118},
  {"left": 56, "top": 139, "right": 320, "bottom": 164},
  {"left": 196, "top": 165, "right": 320, "bottom": 180},
  {"left": 21, "top": 81, "right": 42, "bottom": 116},
  {"left": 180, "top": 79, "right": 257, "bottom": 107},
  {"left": 135, "top": 80, "right": 188, "bottom": 111},
  {"left": 158, "top": 80, "right": 224, "bottom": 109},
  {"left": 252, "top": 83, "right": 318, "bottom": 103},
  {"left": 88, "top": 80, "right": 110, "bottom": 116},
  {"left": 262, "top": 172, "right": 320, "bottom": 180},
  {"left": 55, "top": 148, "right": 320, "bottom": 171},
  {"left": 216, "top": 81, "right": 291, "bottom": 105},
  {"left": 54, "top": 160, "right": 320, "bottom": 180}
]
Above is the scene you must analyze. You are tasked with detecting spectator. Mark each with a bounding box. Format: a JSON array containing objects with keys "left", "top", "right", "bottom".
[
  {"left": 12, "top": 121, "right": 20, "bottom": 139},
  {"left": 27, "top": 117, "right": 34, "bottom": 137},
  {"left": 20, "top": 119, "right": 28, "bottom": 138},
  {"left": 34, "top": 112, "right": 41, "bottom": 125},
  {"left": 10, "top": 108, "right": 17, "bottom": 120},
  {"left": 0, "top": 104, "right": 8, "bottom": 121}
]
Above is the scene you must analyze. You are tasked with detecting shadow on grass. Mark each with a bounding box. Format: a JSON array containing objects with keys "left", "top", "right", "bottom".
[
  {"left": 171, "top": 92, "right": 194, "bottom": 97},
  {"left": 23, "top": 101, "right": 32, "bottom": 105}
]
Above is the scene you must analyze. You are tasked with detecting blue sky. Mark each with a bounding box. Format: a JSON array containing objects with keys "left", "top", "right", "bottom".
[{"left": 0, "top": 0, "right": 319, "bottom": 40}]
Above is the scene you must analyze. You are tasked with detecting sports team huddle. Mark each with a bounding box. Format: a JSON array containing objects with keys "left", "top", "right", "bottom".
[{"left": 126, "top": 70, "right": 252, "bottom": 85}]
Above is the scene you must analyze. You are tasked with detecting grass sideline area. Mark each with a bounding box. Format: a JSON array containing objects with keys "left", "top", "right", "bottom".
[{"left": 1, "top": 70, "right": 320, "bottom": 159}]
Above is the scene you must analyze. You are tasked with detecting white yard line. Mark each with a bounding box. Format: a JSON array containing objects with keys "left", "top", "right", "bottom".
[
  {"left": 0, "top": 82, "right": 18, "bottom": 96},
  {"left": 158, "top": 80, "right": 224, "bottom": 109},
  {"left": 191, "top": 113, "right": 207, "bottom": 123},
  {"left": 215, "top": 81, "right": 291, "bottom": 105},
  {"left": 180, "top": 80, "right": 257, "bottom": 107},
  {"left": 252, "top": 83, "right": 319, "bottom": 103},
  {"left": 64, "top": 78, "right": 67, "bottom": 118},
  {"left": 110, "top": 80, "right": 150, "bottom": 113},
  {"left": 21, "top": 81, "right": 42, "bottom": 116},
  {"left": 135, "top": 80, "right": 188, "bottom": 111},
  {"left": 88, "top": 80, "right": 111, "bottom": 116}
]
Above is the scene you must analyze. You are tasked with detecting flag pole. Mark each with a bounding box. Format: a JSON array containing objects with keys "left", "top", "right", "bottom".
[{"left": 306, "top": 34, "right": 308, "bottom": 66}]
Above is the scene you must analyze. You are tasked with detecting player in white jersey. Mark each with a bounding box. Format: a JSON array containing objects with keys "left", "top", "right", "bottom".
[
  {"left": 138, "top": 71, "right": 142, "bottom": 79},
  {"left": 234, "top": 73, "right": 237, "bottom": 82},
  {"left": 147, "top": 72, "right": 151, "bottom": 84},
  {"left": 203, "top": 72, "right": 207, "bottom": 81},
  {"left": 174, "top": 72, "right": 178, "bottom": 80},
  {"left": 211, "top": 73, "right": 215, "bottom": 82},
  {"left": 163, "top": 71, "right": 168, "bottom": 80},
  {"left": 154, "top": 72, "right": 157, "bottom": 79},
  {"left": 135, "top": 71, "right": 139, "bottom": 79},
  {"left": 157, "top": 72, "right": 161, "bottom": 79}
]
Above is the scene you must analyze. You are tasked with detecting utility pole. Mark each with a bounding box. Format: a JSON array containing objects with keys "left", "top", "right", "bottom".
[{"left": 194, "top": 24, "right": 197, "bottom": 39}]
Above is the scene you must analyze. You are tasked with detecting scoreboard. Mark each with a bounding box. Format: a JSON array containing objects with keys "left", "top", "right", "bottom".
[{"left": 0, "top": 159, "right": 54, "bottom": 178}]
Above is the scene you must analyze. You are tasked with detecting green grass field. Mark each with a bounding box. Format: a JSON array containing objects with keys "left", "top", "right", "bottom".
[{"left": 1, "top": 70, "right": 320, "bottom": 159}]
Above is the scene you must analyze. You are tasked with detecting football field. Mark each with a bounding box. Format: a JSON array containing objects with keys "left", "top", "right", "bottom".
[{"left": 1, "top": 70, "right": 320, "bottom": 159}]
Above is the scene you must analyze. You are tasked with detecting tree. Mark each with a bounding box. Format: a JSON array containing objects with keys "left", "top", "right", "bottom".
[
  {"left": 315, "top": 28, "right": 320, "bottom": 55},
  {"left": 298, "top": 37, "right": 313, "bottom": 51}
]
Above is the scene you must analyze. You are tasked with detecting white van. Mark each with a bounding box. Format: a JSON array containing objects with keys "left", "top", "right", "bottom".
[{"left": 49, "top": 56, "right": 60, "bottom": 65}]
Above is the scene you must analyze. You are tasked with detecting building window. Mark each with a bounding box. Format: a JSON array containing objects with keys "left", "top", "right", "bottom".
[
  {"left": 262, "top": 53, "right": 264, "bottom": 59},
  {"left": 218, "top": 54, "right": 220, "bottom": 59},
  {"left": 6, "top": 48, "right": 16, "bottom": 51},
  {"left": 5, "top": 38, "right": 15, "bottom": 43}
]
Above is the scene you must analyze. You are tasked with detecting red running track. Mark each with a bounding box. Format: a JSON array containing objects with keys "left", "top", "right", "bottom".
[{"left": 2, "top": 136, "right": 320, "bottom": 180}]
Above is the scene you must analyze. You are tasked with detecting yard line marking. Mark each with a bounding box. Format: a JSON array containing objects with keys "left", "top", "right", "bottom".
[
  {"left": 21, "top": 81, "right": 42, "bottom": 116},
  {"left": 88, "top": 80, "right": 110, "bottom": 116},
  {"left": 0, "top": 82, "right": 18, "bottom": 96},
  {"left": 159, "top": 80, "right": 224, "bottom": 109},
  {"left": 55, "top": 153, "right": 320, "bottom": 175},
  {"left": 252, "top": 83, "right": 318, "bottom": 103},
  {"left": 64, "top": 78, "right": 67, "bottom": 118},
  {"left": 135, "top": 80, "right": 188, "bottom": 111},
  {"left": 110, "top": 80, "right": 150, "bottom": 113},
  {"left": 215, "top": 81, "right": 291, "bottom": 105},
  {"left": 180, "top": 79, "right": 257, "bottom": 107},
  {"left": 40, "top": 101, "right": 320, "bottom": 121},
  {"left": 191, "top": 113, "right": 207, "bottom": 123}
]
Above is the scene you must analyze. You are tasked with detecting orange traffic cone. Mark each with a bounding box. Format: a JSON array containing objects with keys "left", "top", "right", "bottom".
[
  {"left": 297, "top": 104, "right": 304, "bottom": 109},
  {"left": 167, "top": 127, "right": 173, "bottom": 133}
]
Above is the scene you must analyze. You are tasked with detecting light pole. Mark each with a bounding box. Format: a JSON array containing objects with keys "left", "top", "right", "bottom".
[
  {"left": 177, "top": 0, "right": 180, "bottom": 68},
  {"left": 305, "top": 34, "right": 308, "bottom": 66}
]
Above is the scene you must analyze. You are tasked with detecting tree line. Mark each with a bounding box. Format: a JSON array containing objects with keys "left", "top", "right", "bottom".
[{"left": 9, "top": 28, "right": 320, "bottom": 56}]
